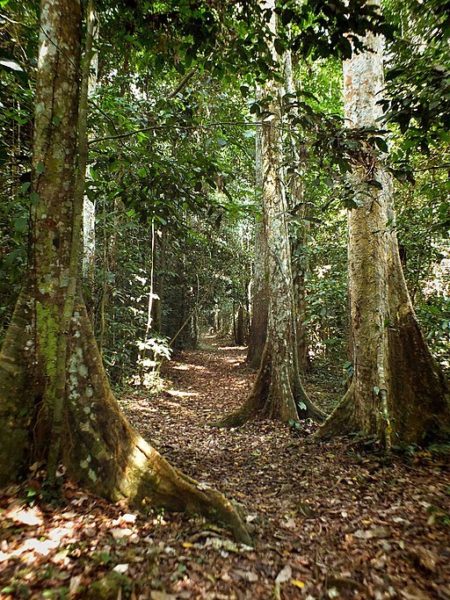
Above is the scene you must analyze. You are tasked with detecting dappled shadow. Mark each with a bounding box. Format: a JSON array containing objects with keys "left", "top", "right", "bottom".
[{"left": 115, "top": 338, "right": 450, "bottom": 599}]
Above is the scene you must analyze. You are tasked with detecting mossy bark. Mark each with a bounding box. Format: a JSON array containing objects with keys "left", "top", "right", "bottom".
[
  {"left": 317, "top": 15, "right": 450, "bottom": 446},
  {"left": 0, "top": 0, "right": 250, "bottom": 545},
  {"left": 246, "top": 131, "right": 268, "bottom": 369},
  {"left": 234, "top": 304, "right": 246, "bottom": 346},
  {"left": 0, "top": 292, "right": 35, "bottom": 484},
  {"left": 283, "top": 50, "right": 310, "bottom": 373},
  {"left": 218, "top": 2, "right": 324, "bottom": 428}
]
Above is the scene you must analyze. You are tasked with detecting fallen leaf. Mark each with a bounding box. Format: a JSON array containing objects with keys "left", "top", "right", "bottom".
[
  {"left": 410, "top": 547, "right": 438, "bottom": 573},
  {"left": 275, "top": 564, "right": 292, "bottom": 584},
  {"left": 69, "top": 574, "right": 83, "bottom": 597},
  {"left": 110, "top": 527, "right": 133, "bottom": 540},
  {"left": 234, "top": 569, "right": 258, "bottom": 582},
  {"left": 113, "top": 563, "right": 129, "bottom": 574},
  {"left": 6, "top": 506, "right": 43, "bottom": 526},
  {"left": 150, "top": 592, "right": 176, "bottom": 600}
]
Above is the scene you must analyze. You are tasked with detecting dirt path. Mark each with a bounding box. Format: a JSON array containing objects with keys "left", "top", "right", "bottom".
[
  {"left": 1, "top": 339, "right": 449, "bottom": 599},
  {"left": 122, "top": 337, "right": 450, "bottom": 600}
]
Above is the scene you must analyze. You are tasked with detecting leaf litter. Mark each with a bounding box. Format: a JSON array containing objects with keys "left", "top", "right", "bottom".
[{"left": 1, "top": 339, "right": 449, "bottom": 599}]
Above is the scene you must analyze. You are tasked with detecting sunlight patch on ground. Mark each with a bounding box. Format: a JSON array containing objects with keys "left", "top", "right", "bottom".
[
  {"left": 172, "top": 363, "right": 208, "bottom": 372},
  {"left": 223, "top": 357, "right": 243, "bottom": 365},
  {"left": 167, "top": 389, "right": 199, "bottom": 398},
  {"left": 217, "top": 345, "right": 247, "bottom": 351},
  {"left": 5, "top": 505, "right": 43, "bottom": 527}
]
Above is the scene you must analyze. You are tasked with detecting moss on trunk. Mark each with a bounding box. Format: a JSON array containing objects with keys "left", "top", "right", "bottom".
[
  {"left": 218, "top": 7, "right": 323, "bottom": 428},
  {"left": 317, "top": 13, "right": 450, "bottom": 447},
  {"left": 0, "top": 0, "right": 250, "bottom": 546},
  {"left": 0, "top": 295, "right": 251, "bottom": 544},
  {"left": 0, "top": 293, "right": 35, "bottom": 485}
]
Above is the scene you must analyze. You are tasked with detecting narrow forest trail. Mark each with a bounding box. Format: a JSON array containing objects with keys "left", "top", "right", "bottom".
[
  {"left": 121, "top": 337, "right": 450, "bottom": 600},
  {"left": 1, "top": 339, "right": 449, "bottom": 600}
]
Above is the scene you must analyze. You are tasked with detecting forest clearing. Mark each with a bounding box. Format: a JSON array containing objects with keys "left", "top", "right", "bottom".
[{"left": 0, "top": 0, "right": 449, "bottom": 598}]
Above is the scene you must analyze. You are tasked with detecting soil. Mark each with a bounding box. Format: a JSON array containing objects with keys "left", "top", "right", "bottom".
[{"left": 1, "top": 337, "right": 449, "bottom": 599}]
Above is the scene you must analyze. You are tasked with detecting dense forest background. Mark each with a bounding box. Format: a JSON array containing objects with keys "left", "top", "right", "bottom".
[
  {"left": 1, "top": 0, "right": 448, "bottom": 388},
  {"left": 0, "top": 0, "right": 449, "bottom": 597}
]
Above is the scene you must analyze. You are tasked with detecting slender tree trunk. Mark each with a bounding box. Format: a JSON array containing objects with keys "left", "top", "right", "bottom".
[
  {"left": 283, "top": 51, "right": 310, "bottom": 372},
  {"left": 318, "top": 11, "right": 450, "bottom": 446},
  {"left": 154, "top": 231, "right": 165, "bottom": 334},
  {"left": 217, "top": 0, "right": 324, "bottom": 427},
  {"left": 82, "top": 0, "right": 97, "bottom": 286},
  {"left": 235, "top": 304, "right": 245, "bottom": 346},
  {"left": 0, "top": 0, "right": 250, "bottom": 544},
  {"left": 138, "top": 220, "right": 156, "bottom": 384},
  {"left": 246, "top": 128, "right": 269, "bottom": 368}
]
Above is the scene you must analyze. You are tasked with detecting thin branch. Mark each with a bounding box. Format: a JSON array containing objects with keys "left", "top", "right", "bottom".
[
  {"left": 413, "top": 163, "right": 450, "bottom": 172},
  {"left": 89, "top": 98, "right": 128, "bottom": 148},
  {"left": 167, "top": 67, "right": 197, "bottom": 99},
  {"left": 0, "top": 12, "right": 21, "bottom": 24},
  {"left": 89, "top": 121, "right": 263, "bottom": 145}
]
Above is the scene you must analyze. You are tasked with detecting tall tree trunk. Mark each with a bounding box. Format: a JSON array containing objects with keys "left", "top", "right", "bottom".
[
  {"left": 217, "top": 0, "right": 324, "bottom": 427},
  {"left": 235, "top": 304, "right": 245, "bottom": 346},
  {"left": 246, "top": 128, "right": 269, "bottom": 368},
  {"left": 318, "top": 9, "right": 450, "bottom": 446},
  {"left": 82, "top": 0, "right": 97, "bottom": 286},
  {"left": 283, "top": 50, "right": 310, "bottom": 372},
  {"left": 153, "top": 230, "right": 166, "bottom": 334},
  {"left": 0, "top": 0, "right": 250, "bottom": 545}
]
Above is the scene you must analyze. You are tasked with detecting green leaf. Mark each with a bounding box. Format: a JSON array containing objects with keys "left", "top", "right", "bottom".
[
  {"left": 274, "top": 38, "right": 285, "bottom": 56},
  {"left": 14, "top": 216, "right": 28, "bottom": 233},
  {"left": 36, "top": 162, "right": 45, "bottom": 175},
  {"left": 367, "top": 179, "right": 383, "bottom": 190},
  {"left": 4, "top": 248, "right": 25, "bottom": 267},
  {"left": 0, "top": 58, "right": 23, "bottom": 72},
  {"left": 20, "top": 182, "right": 31, "bottom": 194},
  {"left": 240, "top": 84, "right": 250, "bottom": 97},
  {"left": 373, "top": 137, "right": 388, "bottom": 153}
]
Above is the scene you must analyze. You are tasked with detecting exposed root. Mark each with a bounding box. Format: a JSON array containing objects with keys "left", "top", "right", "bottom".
[
  {"left": 0, "top": 292, "right": 35, "bottom": 485},
  {"left": 315, "top": 384, "right": 358, "bottom": 440},
  {"left": 216, "top": 350, "right": 326, "bottom": 428},
  {"left": 293, "top": 373, "right": 327, "bottom": 423},
  {"left": 122, "top": 437, "right": 252, "bottom": 544},
  {"left": 212, "top": 403, "right": 256, "bottom": 428},
  {"left": 0, "top": 296, "right": 251, "bottom": 545}
]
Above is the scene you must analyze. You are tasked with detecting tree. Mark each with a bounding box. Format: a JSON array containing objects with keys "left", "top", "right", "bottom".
[
  {"left": 218, "top": 0, "right": 324, "bottom": 427},
  {"left": 246, "top": 129, "right": 268, "bottom": 369},
  {"left": 0, "top": 0, "right": 250, "bottom": 544},
  {"left": 318, "top": 2, "right": 450, "bottom": 446},
  {"left": 81, "top": 0, "right": 97, "bottom": 286},
  {"left": 283, "top": 50, "right": 310, "bottom": 372}
]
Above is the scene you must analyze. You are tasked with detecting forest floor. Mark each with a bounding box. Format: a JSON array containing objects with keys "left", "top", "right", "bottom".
[{"left": 1, "top": 337, "right": 449, "bottom": 600}]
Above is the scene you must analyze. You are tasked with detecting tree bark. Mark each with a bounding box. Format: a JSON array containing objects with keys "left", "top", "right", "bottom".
[
  {"left": 0, "top": 0, "right": 250, "bottom": 544},
  {"left": 283, "top": 50, "right": 310, "bottom": 372},
  {"left": 82, "top": 0, "right": 97, "bottom": 285},
  {"left": 217, "top": 0, "right": 324, "bottom": 427},
  {"left": 235, "top": 304, "right": 246, "bottom": 346},
  {"left": 318, "top": 10, "right": 450, "bottom": 446},
  {"left": 246, "top": 128, "right": 269, "bottom": 368}
]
